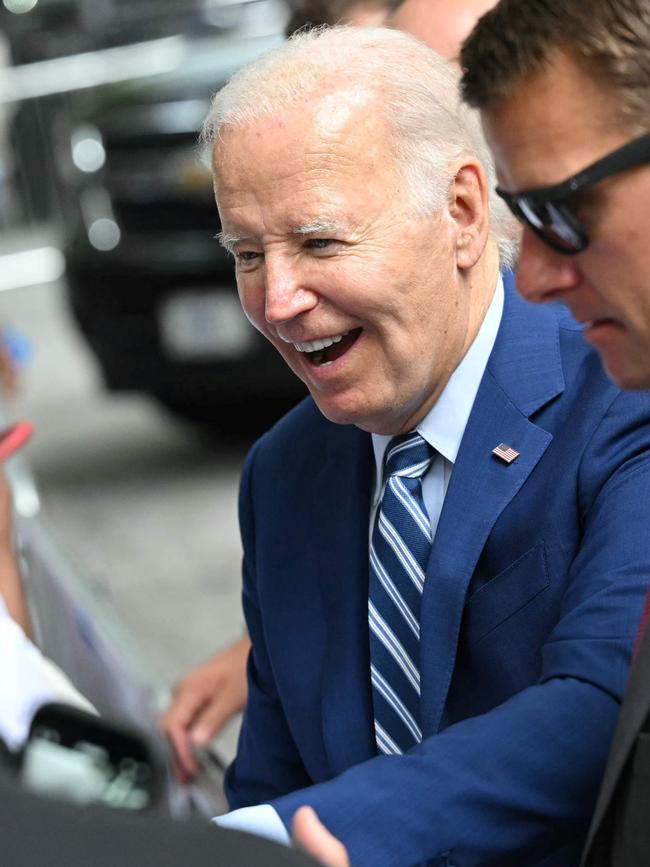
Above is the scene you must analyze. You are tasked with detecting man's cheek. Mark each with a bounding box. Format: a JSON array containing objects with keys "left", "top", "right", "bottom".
[{"left": 238, "top": 284, "right": 266, "bottom": 332}]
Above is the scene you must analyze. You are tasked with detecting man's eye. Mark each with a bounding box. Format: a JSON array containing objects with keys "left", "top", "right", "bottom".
[
  {"left": 305, "top": 238, "right": 337, "bottom": 251},
  {"left": 235, "top": 250, "right": 263, "bottom": 268}
]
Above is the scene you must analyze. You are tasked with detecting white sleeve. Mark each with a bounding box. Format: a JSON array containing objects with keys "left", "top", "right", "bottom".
[
  {"left": 0, "top": 596, "right": 54, "bottom": 751},
  {"left": 213, "top": 804, "right": 291, "bottom": 847}
]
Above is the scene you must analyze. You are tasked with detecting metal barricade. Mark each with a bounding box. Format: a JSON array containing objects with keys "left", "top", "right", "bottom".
[{"left": 5, "top": 444, "right": 228, "bottom": 817}]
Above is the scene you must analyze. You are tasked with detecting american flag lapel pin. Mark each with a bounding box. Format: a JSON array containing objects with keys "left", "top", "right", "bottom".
[{"left": 492, "top": 442, "right": 520, "bottom": 464}]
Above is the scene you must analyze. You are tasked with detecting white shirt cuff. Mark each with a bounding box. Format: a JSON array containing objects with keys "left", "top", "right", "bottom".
[{"left": 213, "top": 804, "right": 291, "bottom": 847}]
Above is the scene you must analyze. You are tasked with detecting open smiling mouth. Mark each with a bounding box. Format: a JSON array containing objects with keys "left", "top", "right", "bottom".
[{"left": 294, "top": 328, "right": 363, "bottom": 366}]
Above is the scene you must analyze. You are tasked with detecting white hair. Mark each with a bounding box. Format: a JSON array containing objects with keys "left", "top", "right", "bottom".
[{"left": 202, "top": 25, "right": 519, "bottom": 268}]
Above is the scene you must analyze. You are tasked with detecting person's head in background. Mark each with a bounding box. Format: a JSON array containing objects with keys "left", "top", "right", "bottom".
[
  {"left": 390, "top": 0, "right": 497, "bottom": 63},
  {"left": 461, "top": 0, "right": 650, "bottom": 389},
  {"left": 285, "top": 0, "right": 397, "bottom": 34}
]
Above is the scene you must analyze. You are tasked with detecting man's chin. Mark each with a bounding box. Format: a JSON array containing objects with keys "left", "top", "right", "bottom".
[
  {"left": 602, "top": 353, "right": 650, "bottom": 392},
  {"left": 312, "top": 398, "right": 363, "bottom": 428},
  {"left": 310, "top": 392, "right": 379, "bottom": 431},
  {"left": 312, "top": 396, "right": 410, "bottom": 435}
]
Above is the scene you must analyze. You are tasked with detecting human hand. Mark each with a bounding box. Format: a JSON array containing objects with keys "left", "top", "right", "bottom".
[
  {"left": 293, "top": 806, "right": 351, "bottom": 867},
  {"left": 160, "top": 634, "right": 251, "bottom": 781}
]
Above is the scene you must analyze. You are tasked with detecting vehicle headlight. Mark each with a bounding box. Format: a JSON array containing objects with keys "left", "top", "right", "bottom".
[
  {"left": 3, "top": 0, "right": 39, "bottom": 14},
  {"left": 71, "top": 125, "right": 106, "bottom": 174}
]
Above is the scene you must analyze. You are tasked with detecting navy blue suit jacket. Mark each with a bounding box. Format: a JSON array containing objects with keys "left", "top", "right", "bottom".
[{"left": 226, "top": 275, "right": 650, "bottom": 867}]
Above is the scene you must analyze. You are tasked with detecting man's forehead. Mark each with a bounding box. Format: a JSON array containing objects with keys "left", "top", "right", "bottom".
[
  {"left": 485, "top": 49, "right": 622, "bottom": 135},
  {"left": 213, "top": 100, "right": 397, "bottom": 218},
  {"left": 214, "top": 85, "right": 387, "bottom": 163},
  {"left": 480, "top": 49, "right": 630, "bottom": 186}
]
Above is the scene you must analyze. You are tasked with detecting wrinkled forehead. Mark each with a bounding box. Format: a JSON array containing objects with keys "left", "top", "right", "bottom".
[
  {"left": 211, "top": 91, "right": 406, "bottom": 240},
  {"left": 212, "top": 87, "right": 395, "bottom": 189}
]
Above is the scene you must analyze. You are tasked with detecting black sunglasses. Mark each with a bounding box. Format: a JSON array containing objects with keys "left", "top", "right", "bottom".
[{"left": 496, "top": 130, "right": 650, "bottom": 254}]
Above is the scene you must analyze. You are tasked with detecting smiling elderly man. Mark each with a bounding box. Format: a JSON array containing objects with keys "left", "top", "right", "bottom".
[{"left": 206, "top": 26, "right": 650, "bottom": 867}]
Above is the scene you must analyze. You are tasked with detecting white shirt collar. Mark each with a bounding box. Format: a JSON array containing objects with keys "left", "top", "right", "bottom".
[{"left": 371, "top": 273, "right": 504, "bottom": 504}]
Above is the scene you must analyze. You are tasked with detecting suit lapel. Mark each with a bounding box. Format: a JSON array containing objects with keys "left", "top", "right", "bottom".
[
  {"left": 313, "top": 425, "right": 377, "bottom": 776},
  {"left": 420, "top": 276, "right": 565, "bottom": 733}
]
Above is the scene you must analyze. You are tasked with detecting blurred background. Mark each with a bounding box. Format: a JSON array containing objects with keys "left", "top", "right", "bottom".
[{"left": 0, "top": 0, "right": 307, "bottom": 760}]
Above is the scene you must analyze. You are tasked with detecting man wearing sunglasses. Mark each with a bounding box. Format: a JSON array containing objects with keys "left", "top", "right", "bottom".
[
  {"left": 460, "top": 0, "right": 650, "bottom": 392},
  {"left": 461, "top": 2, "right": 650, "bottom": 864}
]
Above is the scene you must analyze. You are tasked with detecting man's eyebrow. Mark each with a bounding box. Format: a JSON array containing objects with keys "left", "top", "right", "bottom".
[
  {"left": 217, "top": 219, "right": 349, "bottom": 252},
  {"left": 215, "top": 230, "right": 248, "bottom": 253},
  {"left": 293, "top": 219, "right": 348, "bottom": 236}
]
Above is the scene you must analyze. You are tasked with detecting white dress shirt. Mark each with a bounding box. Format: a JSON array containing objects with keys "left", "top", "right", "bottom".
[{"left": 215, "top": 276, "right": 505, "bottom": 845}]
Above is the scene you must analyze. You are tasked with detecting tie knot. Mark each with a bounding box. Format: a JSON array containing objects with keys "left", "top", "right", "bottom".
[{"left": 383, "top": 433, "right": 433, "bottom": 482}]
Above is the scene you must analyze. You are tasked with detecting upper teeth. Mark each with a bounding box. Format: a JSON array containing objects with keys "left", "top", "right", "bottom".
[{"left": 293, "top": 332, "right": 347, "bottom": 353}]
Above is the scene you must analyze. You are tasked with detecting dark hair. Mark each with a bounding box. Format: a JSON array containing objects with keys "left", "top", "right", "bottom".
[{"left": 460, "top": 0, "right": 650, "bottom": 129}]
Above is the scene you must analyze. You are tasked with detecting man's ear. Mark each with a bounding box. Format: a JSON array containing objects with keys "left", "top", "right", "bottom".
[{"left": 448, "top": 160, "right": 490, "bottom": 270}]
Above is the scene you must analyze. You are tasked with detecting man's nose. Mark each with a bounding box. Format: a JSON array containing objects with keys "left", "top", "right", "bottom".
[
  {"left": 516, "top": 227, "right": 581, "bottom": 305},
  {"left": 264, "top": 257, "right": 318, "bottom": 325}
]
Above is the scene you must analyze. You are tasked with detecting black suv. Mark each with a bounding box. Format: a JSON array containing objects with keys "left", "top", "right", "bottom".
[{"left": 48, "top": 3, "right": 306, "bottom": 430}]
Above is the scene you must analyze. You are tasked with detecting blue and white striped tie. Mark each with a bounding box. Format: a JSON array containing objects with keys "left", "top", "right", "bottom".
[{"left": 369, "top": 432, "right": 434, "bottom": 755}]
